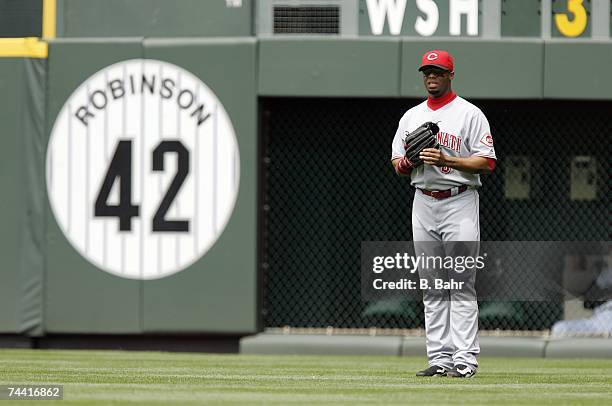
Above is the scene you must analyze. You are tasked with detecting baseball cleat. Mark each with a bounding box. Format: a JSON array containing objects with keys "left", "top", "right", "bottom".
[
  {"left": 416, "top": 365, "right": 448, "bottom": 377},
  {"left": 447, "top": 364, "right": 476, "bottom": 378}
]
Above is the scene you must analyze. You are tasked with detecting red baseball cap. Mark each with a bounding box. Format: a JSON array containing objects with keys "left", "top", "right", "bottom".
[{"left": 418, "top": 50, "right": 454, "bottom": 72}]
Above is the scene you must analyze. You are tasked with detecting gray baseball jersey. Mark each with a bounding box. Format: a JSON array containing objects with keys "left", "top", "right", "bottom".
[{"left": 391, "top": 96, "right": 496, "bottom": 190}]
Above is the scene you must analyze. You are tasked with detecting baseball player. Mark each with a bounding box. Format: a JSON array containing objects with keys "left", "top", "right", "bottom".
[{"left": 390, "top": 50, "right": 497, "bottom": 378}]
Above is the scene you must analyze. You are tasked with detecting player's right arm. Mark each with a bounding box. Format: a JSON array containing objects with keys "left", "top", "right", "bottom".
[
  {"left": 392, "top": 157, "right": 413, "bottom": 176},
  {"left": 391, "top": 113, "right": 413, "bottom": 177}
]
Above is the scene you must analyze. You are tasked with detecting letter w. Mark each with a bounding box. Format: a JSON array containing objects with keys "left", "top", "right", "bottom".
[{"left": 366, "top": 0, "right": 407, "bottom": 35}]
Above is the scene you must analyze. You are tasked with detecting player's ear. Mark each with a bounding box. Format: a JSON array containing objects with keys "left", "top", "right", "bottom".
[{"left": 449, "top": 71, "right": 454, "bottom": 80}]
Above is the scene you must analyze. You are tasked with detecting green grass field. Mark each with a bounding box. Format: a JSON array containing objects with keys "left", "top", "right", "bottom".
[{"left": 1, "top": 349, "right": 611, "bottom": 405}]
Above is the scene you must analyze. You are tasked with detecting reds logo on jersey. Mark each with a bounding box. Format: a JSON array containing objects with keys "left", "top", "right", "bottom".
[
  {"left": 440, "top": 166, "right": 452, "bottom": 174},
  {"left": 436, "top": 131, "right": 462, "bottom": 152},
  {"left": 480, "top": 133, "right": 494, "bottom": 147}
]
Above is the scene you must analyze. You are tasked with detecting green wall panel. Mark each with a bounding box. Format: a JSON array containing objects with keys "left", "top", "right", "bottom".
[
  {"left": 501, "top": 0, "right": 541, "bottom": 37},
  {"left": 141, "top": 38, "right": 258, "bottom": 333},
  {"left": 544, "top": 41, "right": 612, "bottom": 99},
  {"left": 18, "top": 57, "right": 46, "bottom": 337},
  {"left": 0, "top": 57, "right": 45, "bottom": 336},
  {"left": 0, "top": 0, "right": 42, "bottom": 37},
  {"left": 0, "top": 59, "right": 23, "bottom": 333},
  {"left": 400, "top": 40, "right": 544, "bottom": 99},
  {"left": 59, "top": 0, "right": 253, "bottom": 38},
  {"left": 259, "top": 38, "right": 401, "bottom": 97},
  {"left": 45, "top": 40, "right": 144, "bottom": 333}
]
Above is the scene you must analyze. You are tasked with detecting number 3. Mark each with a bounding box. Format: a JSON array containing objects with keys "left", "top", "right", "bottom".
[{"left": 554, "top": 0, "right": 587, "bottom": 37}]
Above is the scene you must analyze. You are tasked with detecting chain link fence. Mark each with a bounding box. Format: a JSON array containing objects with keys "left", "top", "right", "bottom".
[{"left": 260, "top": 97, "right": 611, "bottom": 334}]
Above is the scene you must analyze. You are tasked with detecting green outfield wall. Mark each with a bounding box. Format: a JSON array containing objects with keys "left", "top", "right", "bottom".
[
  {"left": 45, "top": 38, "right": 258, "bottom": 335},
  {"left": 0, "top": 58, "right": 26, "bottom": 333},
  {"left": 1, "top": 38, "right": 259, "bottom": 338},
  {"left": 0, "top": 0, "right": 42, "bottom": 37},
  {"left": 258, "top": 37, "right": 612, "bottom": 99},
  {"left": 56, "top": 0, "right": 254, "bottom": 38},
  {"left": 0, "top": 35, "right": 610, "bottom": 342},
  {"left": 0, "top": 57, "right": 46, "bottom": 336}
]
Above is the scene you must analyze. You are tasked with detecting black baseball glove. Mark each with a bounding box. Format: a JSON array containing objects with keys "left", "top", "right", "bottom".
[{"left": 403, "top": 122, "right": 440, "bottom": 168}]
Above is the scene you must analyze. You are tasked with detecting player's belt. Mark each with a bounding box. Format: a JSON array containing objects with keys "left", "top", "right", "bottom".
[{"left": 419, "top": 185, "right": 469, "bottom": 200}]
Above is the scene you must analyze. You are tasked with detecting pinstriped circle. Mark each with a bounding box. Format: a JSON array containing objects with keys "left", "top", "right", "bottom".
[{"left": 46, "top": 59, "right": 240, "bottom": 280}]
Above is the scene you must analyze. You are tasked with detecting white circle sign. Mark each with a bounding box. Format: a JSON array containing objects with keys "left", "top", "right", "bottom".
[{"left": 46, "top": 59, "right": 240, "bottom": 280}]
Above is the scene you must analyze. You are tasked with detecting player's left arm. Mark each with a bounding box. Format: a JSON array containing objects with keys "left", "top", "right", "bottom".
[
  {"left": 421, "top": 109, "right": 496, "bottom": 174},
  {"left": 419, "top": 150, "right": 494, "bottom": 174}
]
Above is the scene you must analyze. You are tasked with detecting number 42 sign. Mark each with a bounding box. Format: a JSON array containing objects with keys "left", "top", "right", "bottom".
[{"left": 46, "top": 59, "right": 240, "bottom": 280}]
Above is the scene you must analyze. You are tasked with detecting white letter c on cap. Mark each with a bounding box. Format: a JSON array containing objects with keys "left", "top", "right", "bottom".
[{"left": 426, "top": 52, "right": 438, "bottom": 61}]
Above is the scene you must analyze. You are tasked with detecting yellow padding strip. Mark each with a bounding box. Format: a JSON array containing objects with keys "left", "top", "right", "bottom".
[
  {"left": 0, "top": 38, "right": 48, "bottom": 59},
  {"left": 43, "top": 0, "right": 57, "bottom": 39}
]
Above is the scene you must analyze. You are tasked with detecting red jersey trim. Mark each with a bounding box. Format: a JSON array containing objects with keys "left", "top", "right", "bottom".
[
  {"left": 471, "top": 154, "right": 496, "bottom": 171},
  {"left": 486, "top": 157, "right": 496, "bottom": 172},
  {"left": 427, "top": 91, "right": 457, "bottom": 111}
]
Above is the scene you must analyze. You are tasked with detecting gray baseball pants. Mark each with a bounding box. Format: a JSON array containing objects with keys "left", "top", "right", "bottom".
[{"left": 412, "top": 188, "right": 480, "bottom": 369}]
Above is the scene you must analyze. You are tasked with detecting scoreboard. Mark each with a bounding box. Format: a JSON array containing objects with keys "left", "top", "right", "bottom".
[{"left": 359, "top": 0, "right": 609, "bottom": 39}]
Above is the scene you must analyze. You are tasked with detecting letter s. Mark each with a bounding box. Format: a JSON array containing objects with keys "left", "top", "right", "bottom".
[{"left": 415, "top": 0, "right": 439, "bottom": 36}]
